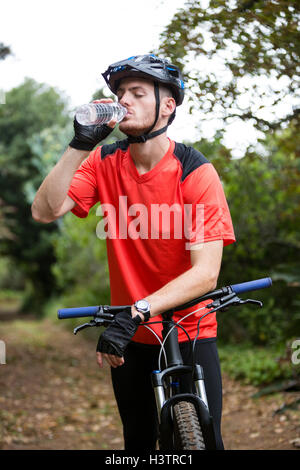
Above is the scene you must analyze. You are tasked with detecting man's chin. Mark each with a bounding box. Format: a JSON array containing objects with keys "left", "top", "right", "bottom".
[{"left": 119, "top": 122, "right": 148, "bottom": 137}]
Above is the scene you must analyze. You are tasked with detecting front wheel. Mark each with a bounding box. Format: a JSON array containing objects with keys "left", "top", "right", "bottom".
[{"left": 173, "top": 400, "right": 205, "bottom": 450}]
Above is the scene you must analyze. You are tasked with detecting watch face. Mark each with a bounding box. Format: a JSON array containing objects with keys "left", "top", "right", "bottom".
[{"left": 136, "top": 300, "right": 149, "bottom": 311}]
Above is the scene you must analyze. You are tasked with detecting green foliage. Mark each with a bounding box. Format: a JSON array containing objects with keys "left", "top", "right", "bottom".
[
  {"left": 218, "top": 343, "right": 299, "bottom": 386},
  {"left": 24, "top": 124, "right": 74, "bottom": 204},
  {"left": 50, "top": 204, "right": 110, "bottom": 310},
  {"left": 0, "top": 78, "right": 70, "bottom": 312},
  {"left": 158, "top": 0, "right": 300, "bottom": 135},
  {"left": 0, "top": 257, "right": 24, "bottom": 291},
  {"left": 191, "top": 124, "right": 300, "bottom": 346}
]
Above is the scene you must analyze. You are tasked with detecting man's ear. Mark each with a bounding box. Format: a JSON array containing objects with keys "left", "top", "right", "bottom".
[{"left": 161, "top": 96, "right": 176, "bottom": 119}]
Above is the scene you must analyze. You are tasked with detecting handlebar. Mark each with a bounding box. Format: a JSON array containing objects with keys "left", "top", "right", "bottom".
[
  {"left": 58, "top": 306, "right": 100, "bottom": 319},
  {"left": 230, "top": 277, "right": 272, "bottom": 295},
  {"left": 57, "top": 277, "right": 272, "bottom": 320}
]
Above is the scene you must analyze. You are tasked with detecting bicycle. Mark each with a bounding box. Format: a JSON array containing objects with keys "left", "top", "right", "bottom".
[{"left": 58, "top": 276, "right": 272, "bottom": 450}]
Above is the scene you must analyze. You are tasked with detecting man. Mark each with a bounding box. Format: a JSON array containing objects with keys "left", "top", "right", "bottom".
[{"left": 32, "top": 55, "right": 235, "bottom": 450}]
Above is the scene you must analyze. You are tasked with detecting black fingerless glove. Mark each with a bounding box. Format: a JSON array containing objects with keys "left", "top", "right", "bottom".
[
  {"left": 69, "top": 117, "right": 113, "bottom": 151},
  {"left": 96, "top": 310, "right": 142, "bottom": 357}
]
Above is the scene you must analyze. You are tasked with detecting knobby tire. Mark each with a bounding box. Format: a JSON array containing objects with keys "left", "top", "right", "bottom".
[{"left": 173, "top": 400, "right": 206, "bottom": 450}]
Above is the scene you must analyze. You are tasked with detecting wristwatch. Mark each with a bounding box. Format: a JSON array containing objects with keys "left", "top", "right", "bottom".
[{"left": 134, "top": 299, "right": 151, "bottom": 322}]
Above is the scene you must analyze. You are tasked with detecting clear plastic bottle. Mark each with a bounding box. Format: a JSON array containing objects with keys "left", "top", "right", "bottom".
[{"left": 75, "top": 102, "right": 127, "bottom": 126}]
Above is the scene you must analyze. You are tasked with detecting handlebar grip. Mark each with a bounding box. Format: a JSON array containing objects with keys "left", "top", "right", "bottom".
[
  {"left": 57, "top": 306, "right": 100, "bottom": 319},
  {"left": 230, "top": 277, "right": 272, "bottom": 295}
]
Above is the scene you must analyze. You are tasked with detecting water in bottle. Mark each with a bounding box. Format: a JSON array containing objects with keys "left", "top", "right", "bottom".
[{"left": 75, "top": 102, "right": 127, "bottom": 126}]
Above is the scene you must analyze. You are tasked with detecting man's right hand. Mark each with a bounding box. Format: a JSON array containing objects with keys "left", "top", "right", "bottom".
[
  {"left": 96, "top": 309, "right": 142, "bottom": 368},
  {"left": 69, "top": 99, "right": 117, "bottom": 151}
]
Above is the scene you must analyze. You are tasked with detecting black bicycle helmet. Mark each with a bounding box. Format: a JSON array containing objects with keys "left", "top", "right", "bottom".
[{"left": 102, "top": 54, "right": 185, "bottom": 143}]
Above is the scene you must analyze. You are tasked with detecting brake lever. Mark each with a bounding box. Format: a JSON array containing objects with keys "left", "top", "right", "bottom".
[
  {"left": 239, "top": 298, "right": 263, "bottom": 307},
  {"left": 206, "top": 293, "right": 263, "bottom": 312},
  {"left": 74, "top": 321, "right": 96, "bottom": 335},
  {"left": 73, "top": 317, "right": 113, "bottom": 335}
]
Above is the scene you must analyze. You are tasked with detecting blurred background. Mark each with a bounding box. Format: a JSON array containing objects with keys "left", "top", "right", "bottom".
[{"left": 0, "top": 0, "right": 299, "bottom": 450}]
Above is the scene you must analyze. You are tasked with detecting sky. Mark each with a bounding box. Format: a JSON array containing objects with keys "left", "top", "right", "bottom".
[{"left": 0, "top": 0, "right": 265, "bottom": 156}]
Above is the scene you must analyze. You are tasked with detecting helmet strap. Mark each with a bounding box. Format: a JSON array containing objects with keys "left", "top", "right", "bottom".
[{"left": 126, "top": 125, "right": 169, "bottom": 143}]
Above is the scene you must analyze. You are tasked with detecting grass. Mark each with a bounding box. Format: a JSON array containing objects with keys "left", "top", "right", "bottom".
[
  {"left": 218, "top": 342, "right": 299, "bottom": 386},
  {"left": 3, "top": 319, "right": 52, "bottom": 348}
]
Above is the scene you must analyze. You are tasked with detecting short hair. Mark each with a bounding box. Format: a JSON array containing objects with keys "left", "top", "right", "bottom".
[{"left": 159, "top": 84, "right": 174, "bottom": 101}]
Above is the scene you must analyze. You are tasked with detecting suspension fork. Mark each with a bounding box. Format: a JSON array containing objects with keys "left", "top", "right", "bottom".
[{"left": 151, "top": 310, "right": 209, "bottom": 421}]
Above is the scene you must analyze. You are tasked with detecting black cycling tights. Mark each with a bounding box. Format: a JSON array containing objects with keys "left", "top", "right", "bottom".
[{"left": 110, "top": 338, "right": 224, "bottom": 451}]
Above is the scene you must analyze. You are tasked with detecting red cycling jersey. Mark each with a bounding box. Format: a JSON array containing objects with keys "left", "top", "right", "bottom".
[{"left": 68, "top": 138, "right": 235, "bottom": 344}]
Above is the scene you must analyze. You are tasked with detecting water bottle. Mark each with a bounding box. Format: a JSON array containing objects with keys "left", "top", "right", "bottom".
[{"left": 75, "top": 102, "right": 127, "bottom": 126}]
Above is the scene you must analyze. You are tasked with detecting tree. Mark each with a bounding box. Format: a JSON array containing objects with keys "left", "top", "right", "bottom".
[
  {"left": 158, "top": 0, "right": 300, "bottom": 137},
  {"left": 0, "top": 42, "right": 12, "bottom": 238},
  {"left": 0, "top": 78, "right": 69, "bottom": 311},
  {"left": 189, "top": 124, "right": 300, "bottom": 345}
]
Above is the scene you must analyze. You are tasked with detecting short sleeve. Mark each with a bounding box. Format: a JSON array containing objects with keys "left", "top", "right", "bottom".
[
  {"left": 182, "top": 163, "right": 235, "bottom": 248},
  {"left": 68, "top": 148, "right": 100, "bottom": 218}
]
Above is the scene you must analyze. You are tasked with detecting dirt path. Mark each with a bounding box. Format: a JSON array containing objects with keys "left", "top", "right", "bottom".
[{"left": 0, "top": 316, "right": 299, "bottom": 450}]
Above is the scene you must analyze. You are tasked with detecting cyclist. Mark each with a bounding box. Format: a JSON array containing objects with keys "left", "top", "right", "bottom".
[{"left": 32, "top": 54, "right": 235, "bottom": 451}]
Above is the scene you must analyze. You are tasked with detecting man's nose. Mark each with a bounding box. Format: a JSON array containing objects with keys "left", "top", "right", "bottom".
[{"left": 119, "top": 92, "right": 131, "bottom": 107}]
